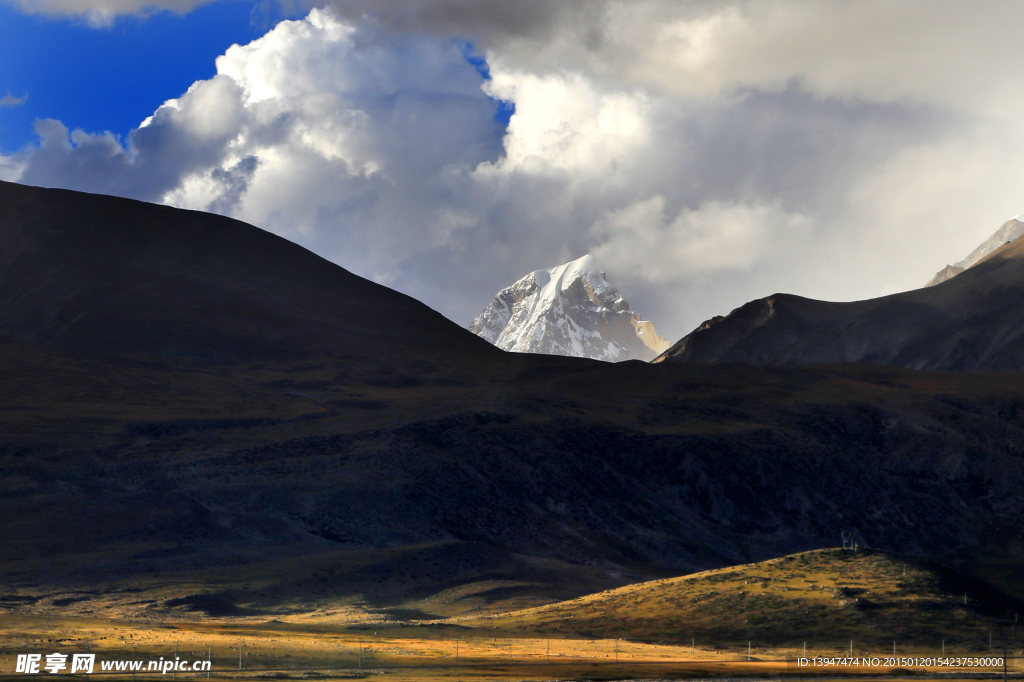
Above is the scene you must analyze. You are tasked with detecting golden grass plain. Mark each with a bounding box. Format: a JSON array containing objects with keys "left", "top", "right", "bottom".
[
  {"left": 3, "top": 549, "right": 1021, "bottom": 681},
  {"left": 2, "top": 613, "right": 1012, "bottom": 682}
]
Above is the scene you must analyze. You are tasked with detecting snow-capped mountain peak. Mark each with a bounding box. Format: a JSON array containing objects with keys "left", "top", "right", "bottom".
[
  {"left": 468, "top": 255, "right": 668, "bottom": 362},
  {"left": 926, "top": 217, "right": 1024, "bottom": 287}
]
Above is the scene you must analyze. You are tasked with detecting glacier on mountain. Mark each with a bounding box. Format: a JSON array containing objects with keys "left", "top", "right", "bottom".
[{"left": 468, "top": 255, "right": 669, "bottom": 362}]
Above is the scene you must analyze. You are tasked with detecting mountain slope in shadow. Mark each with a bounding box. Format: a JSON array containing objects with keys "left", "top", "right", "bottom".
[
  {"left": 0, "top": 180, "right": 499, "bottom": 381},
  {"left": 656, "top": 237, "right": 1024, "bottom": 371}
]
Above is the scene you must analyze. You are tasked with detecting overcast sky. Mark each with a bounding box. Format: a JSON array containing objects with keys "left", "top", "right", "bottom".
[{"left": 3, "top": 0, "right": 1024, "bottom": 342}]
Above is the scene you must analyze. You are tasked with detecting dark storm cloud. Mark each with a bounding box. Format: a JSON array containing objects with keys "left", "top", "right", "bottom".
[{"left": 327, "top": 0, "right": 591, "bottom": 40}]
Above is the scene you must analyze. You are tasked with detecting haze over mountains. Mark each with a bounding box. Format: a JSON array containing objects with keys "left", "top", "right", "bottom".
[
  {"left": 469, "top": 255, "right": 668, "bottom": 362},
  {"left": 7, "top": 181, "right": 1024, "bottom": 618}
]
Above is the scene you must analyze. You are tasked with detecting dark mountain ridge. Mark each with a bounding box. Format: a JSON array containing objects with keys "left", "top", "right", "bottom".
[
  {"left": 656, "top": 235, "right": 1024, "bottom": 371},
  {"left": 0, "top": 180, "right": 498, "bottom": 379}
]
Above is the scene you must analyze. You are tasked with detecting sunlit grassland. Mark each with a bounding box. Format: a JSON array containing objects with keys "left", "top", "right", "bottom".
[
  {"left": 470, "top": 548, "right": 1022, "bottom": 651},
  {"left": 2, "top": 613, "right": 1010, "bottom": 682},
  {"left": 3, "top": 549, "right": 1021, "bottom": 680}
]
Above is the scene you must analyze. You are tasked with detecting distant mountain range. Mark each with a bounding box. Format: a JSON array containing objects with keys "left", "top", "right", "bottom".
[
  {"left": 468, "top": 254, "right": 668, "bottom": 361},
  {"left": 925, "top": 216, "right": 1024, "bottom": 286}
]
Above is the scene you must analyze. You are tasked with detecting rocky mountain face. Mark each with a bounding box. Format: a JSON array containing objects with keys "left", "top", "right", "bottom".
[
  {"left": 656, "top": 233, "right": 1024, "bottom": 371},
  {"left": 926, "top": 217, "right": 1024, "bottom": 286},
  {"left": 469, "top": 255, "right": 668, "bottom": 361},
  {"left": 925, "top": 263, "right": 965, "bottom": 286}
]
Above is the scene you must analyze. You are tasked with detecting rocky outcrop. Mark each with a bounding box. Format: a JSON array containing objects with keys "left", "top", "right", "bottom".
[
  {"left": 924, "top": 264, "right": 965, "bottom": 287},
  {"left": 634, "top": 319, "right": 670, "bottom": 354}
]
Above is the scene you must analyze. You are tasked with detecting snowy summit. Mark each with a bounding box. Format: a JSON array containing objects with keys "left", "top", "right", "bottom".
[
  {"left": 468, "top": 255, "right": 669, "bottom": 362},
  {"left": 926, "top": 217, "right": 1024, "bottom": 287}
]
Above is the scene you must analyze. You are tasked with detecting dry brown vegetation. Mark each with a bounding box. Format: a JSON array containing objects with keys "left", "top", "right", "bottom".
[
  {"left": 3, "top": 548, "right": 1021, "bottom": 680},
  {"left": 0, "top": 613, "right": 1013, "bottom": 682},
  {"left": 469, "top": 548, "right": 1023, "bottom": 652}
]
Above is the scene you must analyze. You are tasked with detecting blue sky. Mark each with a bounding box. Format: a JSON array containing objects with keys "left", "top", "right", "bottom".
[{"left": 0, "top": 0, "right": 296, "bottom": 152}]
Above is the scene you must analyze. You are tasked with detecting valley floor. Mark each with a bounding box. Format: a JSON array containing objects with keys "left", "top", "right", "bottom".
[{"left": 1, "top": 613, "right": 1019, "bottom": 682}]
